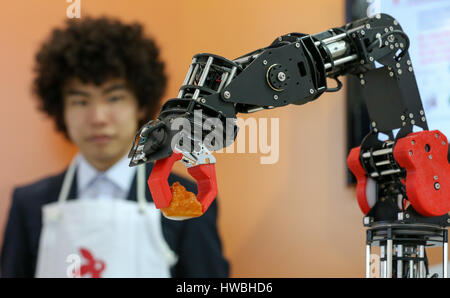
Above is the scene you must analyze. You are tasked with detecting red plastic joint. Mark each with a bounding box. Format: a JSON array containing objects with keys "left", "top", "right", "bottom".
[
  {"left": 347, "top": 146, "right": 371, "bottom": 215},
  {"left": 394, "top": 130, "right": 450, "bottom": 217}
]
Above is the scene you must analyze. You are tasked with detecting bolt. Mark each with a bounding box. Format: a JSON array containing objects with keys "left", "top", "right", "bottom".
[
  {"left": 443, "top": 141, "right": 447, "bottom": 146},
  {"left": 409, "top": 150, "right": 413, "bottom": 156},
  {"left": 400, "top": 43, "right": 404, "bottom": 48},
  {"left": 385, "top": 28, "right": 389, "bottom": 33},
  {"left": 409, "top": 113, "right": 414, "bottom": 118},
  {"left": 273, "top": 95, "right": 278, "bottom": 100},
  {"left": 389, "top": 26, "right": 394, "bottom": 31},
  {"left": 295, "top": 42, "right": 300, "bottom": 48},
  {"left": 434, "top": 176, "right": 438, "bottom": 180},
  {"left": 428, "top": 154, "right": 433, "bottom": 160},
  {"left": 224, "top": 91, "right": 231, "bottom": 99},
  {"left": 309, "top": 89, "right": 314, "bottom": 94},
  {"left": 394, "top": 20, "right": 398, "bottom": 25},
  {"left": 398, "top": 69, "right": 402, "bottom": 75},
  {"left": 366, "top": 24, "right": 371, "bottom": 29},
  {"left": 396, "top": 63, "right": 401, "bottom": 68},
  {"left": 369, "top": 57, "right": 374, "bottom": 62},
  {"left": 360, "top": 59, "right": 365, "bottom": 64},
  {"left": 390, "top": 45, "right": 394, "bottom": 50},
  {"left": 401, "top": 115, "right": 406, "bottom": 120},
  {"left": 412, "top": 140, "right": 416, "bottom": 145},
  {"left": 405, "top": 213, "right": 410, "bottom": 219},
  {"left": 435, "top": 182, "right": 440, "bottom": 190},
  {"left": 385, "top": 41, "right": 389, "bottom": 46},
  {"left": 372, "top": 121, "right": 377, "bottom": 127},
  {"left": 361, "top": 79, "right": 365, "bottom": 85},
  {"left": 389, "top": 72, "right": 394, "bottom": 77},
  {"left": 361, "top": 30, "right": 365, "bottom": 35},
  {"left": 263, "top": 60, "right": 268, "bottom": 65},
  {"left": 395, "top": 43, "right": 399, "bottom": 48},
  {"left": 420, "top": 110, "right": 424, "bottom": 115},
  {"left": 411, "top": 120, "right": 415, "bottom": 125},
  {"left": 421, "top": 117, "right": 426, "bottom": 122},
  {"left": 277, "top": 72, "right": 286, "bottom": 82}
]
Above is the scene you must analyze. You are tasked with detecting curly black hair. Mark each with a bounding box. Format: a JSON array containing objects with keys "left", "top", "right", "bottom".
[{"left": 33, "top": 16, "right": 167, "bottom": 138}]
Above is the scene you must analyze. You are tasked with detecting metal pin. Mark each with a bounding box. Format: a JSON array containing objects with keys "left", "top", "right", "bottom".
[
  {"left": 387, "top": 239, "right": 393, "bottom": 278},
  {"left": 419, "top": 245, "right": 425, "bottom": 278},
  {"left": 397, "top": 245, "right": 403, "bottom": 278}
]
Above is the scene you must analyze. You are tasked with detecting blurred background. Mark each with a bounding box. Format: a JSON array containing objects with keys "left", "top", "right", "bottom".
[{"left": 0, "top": 0, "right": 448, "bottom": 277}]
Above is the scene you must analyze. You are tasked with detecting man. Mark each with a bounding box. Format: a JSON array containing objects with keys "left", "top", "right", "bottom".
[{"left": 1, "top": 17, "right": 229, "bottom": 278}]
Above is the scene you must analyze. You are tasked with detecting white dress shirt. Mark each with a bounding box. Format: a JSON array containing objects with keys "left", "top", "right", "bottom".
[{"left": 76, "top": 154, "right": 137, "bottom": 200}]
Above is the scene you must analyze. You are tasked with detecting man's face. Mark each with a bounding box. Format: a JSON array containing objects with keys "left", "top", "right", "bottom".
[{"left": 63, "top": 78, "right": 145, "bottom": 171}]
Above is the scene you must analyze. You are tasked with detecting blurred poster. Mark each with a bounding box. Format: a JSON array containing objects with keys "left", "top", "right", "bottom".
[{"left": 369, "top": 0, "right": 450, "bottom": 136}]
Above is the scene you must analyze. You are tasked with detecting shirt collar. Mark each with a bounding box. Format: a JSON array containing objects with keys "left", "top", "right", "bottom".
[{"left": 76, "top": 153, "right": 136, "bottom": 195}]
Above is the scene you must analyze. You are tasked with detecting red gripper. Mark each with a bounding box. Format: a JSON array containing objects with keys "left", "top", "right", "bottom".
[{"left": 147, "top": 151, "right": 218, "bottom": 214}]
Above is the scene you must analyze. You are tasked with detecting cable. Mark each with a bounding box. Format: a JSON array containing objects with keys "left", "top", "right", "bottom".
[{"left": 325, "top": 76, "right": 343, "bottom": 92}]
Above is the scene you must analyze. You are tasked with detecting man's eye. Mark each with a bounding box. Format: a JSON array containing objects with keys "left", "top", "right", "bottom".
[
  {"left": 108, "top": 95, "right": 124, "bottom": 103},
  {"left": 70, "top": 99, "right": 88, "bottom": 106}
]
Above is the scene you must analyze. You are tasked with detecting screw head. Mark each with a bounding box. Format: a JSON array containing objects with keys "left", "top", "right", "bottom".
[
  {"left": 295, "top": 43, "right": 300, "bottom": 48},
  {"left": 309, "top": 89, "right": 314, "bottom": 94},
  {"left": 223, "top": 91, "right": 231, "bottom": 99},
  {"left": 273, "top": 95, "right": 279, "bottom": 100},
  {"left": 360, "top": 79, "right": 365, "bottom": 85},
  {"left": 405, "top": 213, "right": 410, "bottom": 219},
  {"left": 434, "top": 182, "right": 440, "bottom": 190},
  {"left": 263, "top": 60, "right": 268, "bottom": 65},
  {"left": 277, "top": 72, "right": 286, "bottom": 82}
]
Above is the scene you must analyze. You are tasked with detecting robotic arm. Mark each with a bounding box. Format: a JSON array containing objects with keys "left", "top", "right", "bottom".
[{"left": 128, "top": 14, "right": 450, "bottom": 224}]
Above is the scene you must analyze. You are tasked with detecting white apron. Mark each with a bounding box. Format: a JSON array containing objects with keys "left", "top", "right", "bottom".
[{"left": 35, "top": 157, "right": 178, "bottom": 278}]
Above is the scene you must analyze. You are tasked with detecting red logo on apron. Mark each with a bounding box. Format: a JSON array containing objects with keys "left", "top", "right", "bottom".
[{"left": 79, "top": 248, "right": 106, "bottom": 278}]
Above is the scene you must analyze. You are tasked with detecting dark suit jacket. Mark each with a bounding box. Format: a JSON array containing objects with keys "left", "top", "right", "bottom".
[{"left": 0, "top": 163, "right": 229, "bottom": 278}]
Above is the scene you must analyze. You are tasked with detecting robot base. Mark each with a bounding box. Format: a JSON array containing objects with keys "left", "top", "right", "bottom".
[{"left": 365, "top": 223, "right": 448, "bottom": 278}]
